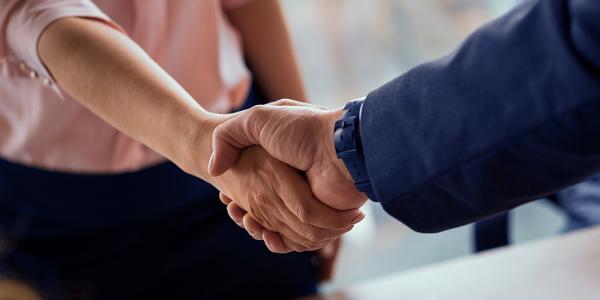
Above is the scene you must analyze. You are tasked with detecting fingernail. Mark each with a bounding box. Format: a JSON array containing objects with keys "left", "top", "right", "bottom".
[
  {"left": 227, "top": 210, "right": 243, "bottom": 227},
  {"left": 231, "top": 216, "right": 243, "bottom": 227},
  {"left": 264, "top": 239, "right": 273, "bottom": 251},
  {"left": 352, "top": 213, "right": 365, "bottom": 224},
  {"left": 207, "top": 152, "right": 215, "bottom": 173}
]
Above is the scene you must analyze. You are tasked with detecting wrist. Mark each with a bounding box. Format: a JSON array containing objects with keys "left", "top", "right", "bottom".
[
  {"left": 178, "top": 111, "right": 235, "bottom": 183},
  {"left": 322, "top": 108, "right": 355, "bottom": 188},
  {"left": 329, "top": 99, "right": 375, "bottom": 201}
]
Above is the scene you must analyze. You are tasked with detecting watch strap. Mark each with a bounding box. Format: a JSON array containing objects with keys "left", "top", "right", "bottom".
[{"left": 333, "top": 99, "right": 376, "bottom": 200}]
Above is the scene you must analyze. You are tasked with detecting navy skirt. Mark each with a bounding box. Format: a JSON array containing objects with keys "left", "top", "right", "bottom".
[{"left": 0, "top": 84, "right": 317, "bottom": 300}]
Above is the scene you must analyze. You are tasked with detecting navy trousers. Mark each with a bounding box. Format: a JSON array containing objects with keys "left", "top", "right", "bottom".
[{"left": 0, "top": 85, "right": 317, "bottom": 300}]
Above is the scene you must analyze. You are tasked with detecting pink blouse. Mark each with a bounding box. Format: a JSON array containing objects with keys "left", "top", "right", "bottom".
[{"left": 0, "top": 0, "right": 252, "bottom": 173}]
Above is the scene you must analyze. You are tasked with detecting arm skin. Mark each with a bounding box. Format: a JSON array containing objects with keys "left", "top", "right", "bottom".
[
  {"left": 210, "top": 0, "right": 600, "bottom": 251},
  {"left": 39, "top": 18, "right": 221, "bottom": 180},
  {"left": 226, "top": 0, "right": 308, "bottom": 102},
  {"left": 38, "top": 17, "right": 363, "bottom": 251}
]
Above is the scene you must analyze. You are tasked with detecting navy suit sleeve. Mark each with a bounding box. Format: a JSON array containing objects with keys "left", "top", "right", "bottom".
[{"left": 360, "top": 0, "right": 600, "bottom": 233}]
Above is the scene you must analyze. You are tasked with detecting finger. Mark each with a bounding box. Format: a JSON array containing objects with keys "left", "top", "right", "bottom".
[
  {"left": 268, "top": 169, "right": 357, "bottom": 242},
  {"left": 252, "top": 200, "right": 334, "bottom": 251},
  {"left": 267, "top": 216, "right": 332, "bottom": 252},
  {"left": 262, "top": 229, "right": 326, "bottom": 254},
  {"left": 268, "top": 99, "right": 326, "bottom": 110},
  {"left": 270, "top": 194, "right": 354, "bottom": 244},
  {"left": 243, "top": 214, "right": 264, "bottom": 240},
  {"left": 262, "top": 217, "right": 328, "bottom": 252},
  {"left": 280, "top": 234, "right": 320, "bottom": 253},
  {"left": 226, "top": 202, "right": 246, "bottom": 228},
  {"left": 276, "top": 171, "right": 366, "bottom": 230},
  {"left": 262, "top": 230, "right": 292, "bottom": 254},
  {"left": 286, "top": 212, "right": 353, "bottom": 244},
  {"left": 232, "top": 175, "right": 344, "bottom": 248},
  {"left": 209, "top": 111, "right": 264, "bottom": 177},
  {"left": 219, "top": 193, "right": 233, "bottom": 205},
  {"left": 280, "top": 235, "right": 312, "bottom": 253},
  {"left": 293, "top": 199, "right": 364, "bottom": 231},
  {"left": 239, "top": 195, "right": 327, "bottom": 250}
]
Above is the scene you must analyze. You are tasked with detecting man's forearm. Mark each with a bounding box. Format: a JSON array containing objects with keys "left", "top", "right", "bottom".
[
  {"left": 226, "top": 0, "right": 308, "bottom": 102},
  {"left": 360, "top": 0, "right": 600, "bottom": 232},
  {"left": 38, "top": 17, "right": 225, "bottom": 181}
]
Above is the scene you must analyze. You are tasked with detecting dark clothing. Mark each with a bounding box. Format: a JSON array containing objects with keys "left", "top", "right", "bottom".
[
  {"left": 361, "top": 0, "right": 600, "bottom": 232},
  {"left": 558, "top": 173, "right": 600, "bottom": 231},
  {"left": 0, "top": 85, "right": 317, "bottom": 300}
]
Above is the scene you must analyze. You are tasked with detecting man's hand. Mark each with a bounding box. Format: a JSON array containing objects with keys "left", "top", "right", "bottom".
[
  {"left": 209, "top": 100, "right": 368, "bottom": 252},
  {"left": 212, "top": 146, "right": 363, "bottom": 252}
]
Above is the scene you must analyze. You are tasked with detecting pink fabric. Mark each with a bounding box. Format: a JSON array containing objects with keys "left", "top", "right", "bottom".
[{"left": 0, "top": 0, "right": 252, "bottom": 173}]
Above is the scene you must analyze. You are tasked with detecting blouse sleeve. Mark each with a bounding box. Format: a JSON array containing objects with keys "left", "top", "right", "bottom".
[{"left": 0, "top": 0, "right": 122, "bottom": 94}]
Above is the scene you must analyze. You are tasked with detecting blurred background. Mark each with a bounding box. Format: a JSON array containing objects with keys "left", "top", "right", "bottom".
[{"left": 280, "top": 0, "right": 567, "bottom": 291}]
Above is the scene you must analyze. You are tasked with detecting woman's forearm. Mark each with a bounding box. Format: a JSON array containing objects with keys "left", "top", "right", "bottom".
[
  {"left": 38, "top": 17, "right": 223, "bottom": 181},
  {"left": 36, "top": 16, "right": 356, "bottom": 251},
  {"left": 226, "top": 0, "right": 308, "bottom": 102}
]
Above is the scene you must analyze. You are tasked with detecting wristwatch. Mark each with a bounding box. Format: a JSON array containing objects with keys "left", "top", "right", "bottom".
[{"left": 333, "top": 98, "right": 377, "bottom": 201}]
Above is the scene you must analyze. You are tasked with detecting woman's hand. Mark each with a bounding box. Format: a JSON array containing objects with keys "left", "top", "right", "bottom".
[
  {"left": 211, "top": 146, "right": 363, "bottom": 252},
  {"left": 38, "top": 17, "right": 360, "bottom": 252}
]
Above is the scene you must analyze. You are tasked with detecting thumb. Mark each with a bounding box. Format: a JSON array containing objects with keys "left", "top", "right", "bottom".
[{"left": 208, "top": 115, "right": 258, "bottom": 176}]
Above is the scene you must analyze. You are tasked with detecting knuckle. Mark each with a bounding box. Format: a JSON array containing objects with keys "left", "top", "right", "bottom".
[
  {"left": 248, "top": 190, "right": 266, "bottom": 207},
  {"left": 257, "top": 194, "right": 276, "bottom": 215},
  {"left": 291, "top": 242, "right": 311, "bottom": 253},
  {"left": 248, "top": 105, "right": 268, "bottom": 119},
  {"left": 293, "top": 233, "right": 321, "bottom": 249},
  {"left": 303, "top": 228, "right": 326, "bottom": 243},
  {"left": 274, "top": 99, "right": 292, "bottom": 106},
  {"left": 212, "top": 123, "right": 224, "bottom": 137},
  {"left": 304, "top": 240, "right": 322, "bottom": 251},
  {"left": 212, "top": 123, "right": 232, "bottom": 146},
  {"left": 282, "top": 239, "right": 299, "bottom": 252},
  {"left": 244, "top": 106, "right": 269, "bottom": 142},
  {"left": 261, "top": 161, "right": 278, "bottom": 182},
  {"left": 252, "top": 192, "right": 269, "bottom": 206},
  {"left": 300, "top": 231, "right": 317, "bottom": 244},
  {"left": 246, "top": 194, "right": 265, "bottom": 219},
  {"left": 306, "top": 243, "right": 325, "bottom": 252},
  {"left": 250, "top": 195, "right": 279, "bottom": 231},
  {"left": 296, "top": 206, "right": 313, "bottom": 224}
]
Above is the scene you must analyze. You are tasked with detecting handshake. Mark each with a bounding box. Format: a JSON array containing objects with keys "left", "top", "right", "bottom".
[{"left": 205, "top": 99, "right": 368, "bottom": 254}]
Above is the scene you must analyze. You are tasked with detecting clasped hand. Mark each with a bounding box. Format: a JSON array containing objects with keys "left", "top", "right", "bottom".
[{"left": 208, "top": 100, "right": 368, "bottom": 253}]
